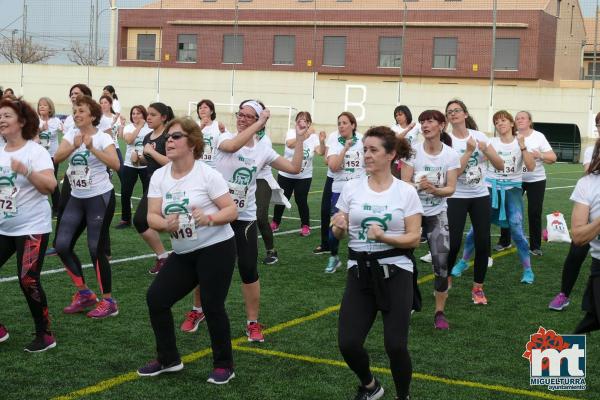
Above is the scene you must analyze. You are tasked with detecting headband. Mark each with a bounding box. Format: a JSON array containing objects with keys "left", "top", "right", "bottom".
[{"left": 241, "top": 100, "right": 264, "bottom": 118}]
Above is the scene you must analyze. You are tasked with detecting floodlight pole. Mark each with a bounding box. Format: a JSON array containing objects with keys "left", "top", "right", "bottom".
[
  {"left": 397, "top": 0, "right": 407, "bottom": 105},
  {"left": 488, "top": 0, "right": 497, "bottom": 134}
]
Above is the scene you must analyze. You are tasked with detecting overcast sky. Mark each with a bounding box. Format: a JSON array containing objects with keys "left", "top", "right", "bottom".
[{"left": 0, "top": 0, "right": 598, "bottom": 64}]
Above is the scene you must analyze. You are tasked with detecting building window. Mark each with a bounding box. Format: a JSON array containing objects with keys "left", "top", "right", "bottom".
[
  {"left": 379, "top": 37, "right": 402, "bottom": 68},
  {"left": 177, "top": 34, "right": 197, "bottom": 62},
  {"left": 588, "top": 62, "right": 600, "bottom": 77},
  {"left": 273, "top": 35, "right": 295, "bottom": 65},
  {"left": 137, "top": 34, "right": 156, "bottom": 61},
  {"left": 323, "top": 36, "right": 346, "bottom": 67},
  {"left": 494, "top": 38, "right": 520, "bottom": 71},
  {"left": 223, "top": 34, "right": 243, "bottom": 64},
  {"left": 433, "top": 37, "right": 457, "bottom": 69}
]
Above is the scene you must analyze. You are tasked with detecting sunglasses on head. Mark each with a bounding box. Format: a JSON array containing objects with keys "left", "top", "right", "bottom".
[{"left": 165, "top": 131, "right": 188, "bottom": 140}]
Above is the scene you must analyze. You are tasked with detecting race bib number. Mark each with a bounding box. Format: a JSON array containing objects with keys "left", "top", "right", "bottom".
[
  {"left": 465, "top": 165, "right": 482, "bottom": 186},
  {"left": 498, "top": 153, "right": 516, "bottom": 175},
  {"left": 67, "top": 165, "right": 91, "bottom": 190},
  {"left": 170, "top": 213, "right": 197, "bottom": 241},
  {"left": 343, "top": 152, "right": 361, "bottom": 170},
  {"left": 111, "top": 125, "right": 119, "bottom": 142},
  {"left": 0, "top": 186, "right": 18, "bottom": 215},
  {"left": 39, "top": 131, "right": 51, "bottom": 149},
  {"left": 202, "top": 144, "right": 212, "bottom": 162},
  {"left": 228, "top": 181, "right": 248, "bottom": 210}
]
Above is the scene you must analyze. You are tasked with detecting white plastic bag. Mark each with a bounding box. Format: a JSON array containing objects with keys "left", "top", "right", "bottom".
[{"left": 546, "top": 211, "right": 571, "bottom": 243}]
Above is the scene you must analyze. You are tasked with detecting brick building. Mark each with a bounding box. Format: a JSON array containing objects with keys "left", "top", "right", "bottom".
[{"left": 117, "top": 0, "right": 585, "bottom": 82}]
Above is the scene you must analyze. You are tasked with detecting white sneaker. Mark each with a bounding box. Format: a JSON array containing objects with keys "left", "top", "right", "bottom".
[
  {"left": 488, "top": 257, "right": 494, "bottom": 268},
  {"left": 420, "top": 252, "right": 432, "bottom": 263}
]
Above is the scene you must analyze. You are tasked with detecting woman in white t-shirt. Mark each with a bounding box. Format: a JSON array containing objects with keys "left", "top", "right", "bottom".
[
  {"left": 391, "top": 105, "right": 421, "bottom": 148},
  {"left": 401, "top": 110, "right": 460, "bottom": 330},
  {"left": 570, "top": 140, "right": 600, "bottom": 334},
  {"left": 115, "top": 105, "right": 152, "bottom": 228},
  {"left": 213, "top": 99, "right": 306, "bottom": 343},
  {"left": 99, "top": 94, "right": 124, "bottom": 176},
  {"left": 54, "top": 95, "right": 120, "bottom": 320},
  {"left": 332, "top": 126, "right": 422, "bottom": 400},
  {"left": 324, "top": 111, "right": 365, "bottom": 273},
  {"left": 138, "top": 117, "right": 239, "bottom": 383},
  {"left": 271, "top": 111, "right": 325, "bottom": 236},
  {"left": 37, "top": 96, "right": 63, "bottom": 214},
  {"left": 445, "top": 99, "right": 504, "bottom": 305},
  {"left": 497, "top": 111, "right": 556, "bottom": 256},
  {"left": 102, "top": 85, "right": 121, "bottom": 120},
  {"left": 196, "top": 99, "right": 225, "bottom": 168},
  {"left": 0, "top": 97, "right": 57, "bottom": 352}
]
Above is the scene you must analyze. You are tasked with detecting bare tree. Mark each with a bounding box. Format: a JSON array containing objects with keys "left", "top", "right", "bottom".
[
  {"left": 0, "top": 36, "right": 55, "bottom": 63},
  {"left": 68, "top": 41, "right": 107, "bottom": 66}
]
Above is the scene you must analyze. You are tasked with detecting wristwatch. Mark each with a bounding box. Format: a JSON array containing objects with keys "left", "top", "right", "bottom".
[{"left": 207, "top": 215, "right": 215, "bottom": 227}]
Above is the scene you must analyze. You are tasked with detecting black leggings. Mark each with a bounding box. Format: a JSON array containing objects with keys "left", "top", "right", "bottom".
[
  {"left": 55, "top": 190, "right": 115, "bottom": 294},
  {"left": 447, "top": 196, "right": 491, "bottom": 284},
  {"left": 561, "top": 243, "right": 590, "bottom": 297},
  {"left": 273, "top": 175, "right": 312, "bottom": 226},
  {"left": 50, "top": 158, "right": 60, "bottom": 213},
  {"left": 147, "top": 238, "right": 236, "bottom": 367},
  {"left": 231, "top": 220, "right": 259, "bottom": 284},
  {"left": 0, "top": 234, "right": 51, "bottom": 334},
  {"left": 338, "top": 267, "right": 413, "bottom": 399},
  {"left": 53, "top": 174, "right": 71, "bottom": 248},
  {"left": 120, "top": 166, "right": 148, "bottom": 223},
  {"left": 320, "top": 176, "right": 333, "bottom": 248},
  {"left": 256, "top": 179, "right": 274, "bottom": 251},
  {"left": 499, "top": 179, "right": 546, "bottom": 251},
  {"left": 575, "top": 258, "right": 600, "bottom": 334},
  {"left": 134, "top": 191, "right": 150, "bottom": 234}
]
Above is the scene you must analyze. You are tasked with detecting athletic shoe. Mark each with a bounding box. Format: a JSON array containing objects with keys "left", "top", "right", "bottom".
[
  {"left": 325, "top": 256, "right": 341, "bottom": 273},
  {"left": 548, "top": 292, "right": 570, "bottom": 311},
  {"left": 471, "top": 287, "right": 488, "bottom": 305},
  {"left": 434, "top": 311, "right": 449, "bottom": 330},
  {"left": 63, "top": 291, "right": 98, "bottom": 314},
  {"left": 420, "top": 252, "right": 432, "bottom": 263},
  {"left": 24, "top": 332, "right": 56, "bottom": 353},
  {"left": 313, "top": 245, "right": 330, "bottom": 255},
  {"left": 180, "top": 310, "right": 205, "bottom": 333},
  {"left": 115, "top": 220, "right": 131, "bottom": 229},
  {"left": 246, "top": 322, "right": 265, "bottom": 342},
  {"left": 529, "top": 249, "right": 543, "bottom": 256},
  {"left": 353, "top": 378, "right": 384, "bottom": 400},
  {"left": 420, "top": 236, "right": 427, "bottom": 244},
  {"left": 0, "top": 324, "right": 8, "bottom": 343},
  {"left": 45, "top": 247, "right": 57, "bottom": 257},
  {"left": 149, "top": 257, "right": 168, "bottom": 275},
  {"left": 207, "top": 368, "right": 236, "bottom": 385},
  {"left": 270, "top": 221, "right": 280, "bottom": 232},
  {"left": 450, "top": 260, "right": 469, "bottom": 277},
  {"left": 300, "top": 225, "right": 311, "bottom": 237},
  {"left": 263, "top": 250, "right": 279, "bottom": 265},
  {"left": 87, "top": 299, "right": 119, "bottom": 319},
  {"left": 488, "top": 257, "right": 494, "bottom": 268},
  {"left": 493, "top": 243, "right": 512, "bottom": 252},
  {"left": 137, "top": 359, "right": 184, "bottom": 377},
  {"left": 521, "top": 268, "right": 535, "bottom": 284}
]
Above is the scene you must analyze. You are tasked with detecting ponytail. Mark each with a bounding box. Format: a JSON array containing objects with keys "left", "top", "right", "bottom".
[{"left": 440, "top": 131, "right": 452, "bottom": 147}]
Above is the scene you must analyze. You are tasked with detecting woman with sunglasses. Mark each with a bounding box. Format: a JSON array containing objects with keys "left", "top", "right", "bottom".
[
  {"left": 496, "top": 111, "right": 556, "bottom": 256},
  {"left": 37, "top": 96, "right": 63, "bottom": 215},
  {"left": 54, "top": 95, "right": 120, "bottom": 319},
  {"left": 137, "top": 117, "right": 239, "bottom": 383},
  {"left": 133, "top": 102, "right": 174, "bottom": 274},
  {"left": 0, "top": 97, "right": 57, "bottom": 352},
  {"left": 213, "top": 99, "right": 306, "bottom": 342},
  {"left": 445, "top": 100, "right": 503, "bottom": 305}
]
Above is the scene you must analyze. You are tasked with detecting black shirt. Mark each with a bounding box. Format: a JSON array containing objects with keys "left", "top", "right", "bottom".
[{"left": 142, "top": 130, "right": 167, "bottom": 177}]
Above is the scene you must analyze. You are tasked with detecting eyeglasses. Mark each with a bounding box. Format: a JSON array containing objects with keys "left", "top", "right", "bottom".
[
  {"left": 446, "top": 108, "right": 464, "bottom": 115},
  {"left": 165, "top": 131, "right": 188, "bottom": 140},
  {"left": 235, "top": 112, "right": 257, "bottom": 121}
]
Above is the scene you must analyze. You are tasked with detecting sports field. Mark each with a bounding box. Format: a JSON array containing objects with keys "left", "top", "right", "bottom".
[{"left": 0, "top": 147, "right": 596, "bottom": 400}]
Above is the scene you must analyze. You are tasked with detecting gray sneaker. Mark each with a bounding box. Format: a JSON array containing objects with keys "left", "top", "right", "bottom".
[
  {"left": 263, "top": 250, "right": 279, "bottom": 265},
  {"left": 529, "top": 249, "right": 543, "bottom": 256},
  {"left": 493, "top": 243, "right": 512, "bottom": 252}
]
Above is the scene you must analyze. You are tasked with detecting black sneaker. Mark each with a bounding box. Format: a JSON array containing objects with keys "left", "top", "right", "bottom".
[
  {"left": 137, "top": 359, "right": 184, "bottom": 377},
  {"left": 312, "top": 245, "right": 330, "bottom": 255},
  {"left": 207, "top": 367, "right": 235, "bottom": 384},
  {"left": 354, "top": 379, "right": 384, "bottom": 400},
  {"left": 24, "top": 332, "right": 56, "bottom": 353},
  {"left": 263, "top": 250, "right": 279, "bottom": 265},
  {"left": 115, "top": 220, "right": 131, "bottom": 230}
]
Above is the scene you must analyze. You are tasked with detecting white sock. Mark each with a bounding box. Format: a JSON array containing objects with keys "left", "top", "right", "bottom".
[
  {"left": 157, "top": 252, "right": 169, "bottom": 260},
  {"left": 193, "top": 306, "right": 203, "bottom": 313}
]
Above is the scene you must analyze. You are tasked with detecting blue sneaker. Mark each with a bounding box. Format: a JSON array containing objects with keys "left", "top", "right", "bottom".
[
  {"left": 325, "top": 256, "right": 341, "bottom": 273},
  {"left": 451, "top": 260, "right": 469, "bottom": 277},
  {"left": 207, "top": 368, "right": 235, "bottom": 385},
  {"left": 45, "top": 247, "right": 57, "bottom": 257},
  {"left": 521, "top": 268, "right": 535, "bottom": 284}
]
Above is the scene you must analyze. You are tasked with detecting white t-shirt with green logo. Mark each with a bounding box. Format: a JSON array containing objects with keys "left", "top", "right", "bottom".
[
  {"left": 336, "top": 176, "right": 423, "bottom": 272},
  {"left": 449, "top": 129, "right": 490, "bottom": 199},
  {"left": 38, "top": 117, "right": 62, "bottom": 157},
  {"left": 200, "top": 120, "right": 223, "bottom": 168},
  {"left": 570, "top": 174, "right": 600, "bottom": 260},
  {"left": 214, "top": 132, "right": 279, "bottom": 221},
  {"left": 0, "top": 141, "right": 53, "bottom": 235},
  {"left": 123, "top": 123, "right": 152, "bottom": 168},
  {"left": 63, "top": 129, "right": 114, "bottom": 199},
  {"left": 486, "top": 137, "right": 525, "bottom": 187},
  {"left": 148, "top": 160, "right": 234, "bottom": 254},
  {"left": 327, "top": 133, "right": 365, "bottom": 193},
  {"left": 279, "top": 129, "right": 320, "bottom": 180}
]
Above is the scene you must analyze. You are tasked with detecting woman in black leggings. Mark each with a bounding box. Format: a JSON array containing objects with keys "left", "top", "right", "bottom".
[
  {"left": 137, "top": 117, "right": 239, "bottom": 383},
  {"left": 333, "top": 126, "right": 422, "bottom": 400},
  {"left": 0, "top": 97, "right": 57, "bottom": 352},
  {"left": 54, "top": 95, "right": 120, "bottom": 319}
]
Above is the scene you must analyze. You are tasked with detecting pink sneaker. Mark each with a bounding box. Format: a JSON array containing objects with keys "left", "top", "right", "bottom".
[
  {"left": 63, "top": 291, "right": 98, "bottom": 314},
  {"left": 87, "top": 299, "right": 119, "bottom": 319},
  {"left": 434, "top": 311, "right": 449, "bottom": 330},
  {"left": 180, "top": 310, "right": 206, "bottom": 333},
  {"left": 246, "top": 322, "right": 265, "bottom": 342},
  {"left": 300, "top": 225, "right": 311, "bottom": 237},
  {"left": 270, "top": 221, "right": 279, "bottom": 232},
  {"left": 0, "top": 324, "right": 9, "bottom": 343},
  {"left": 149, "top": 257, "right": 168, "bottom": 275}
]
